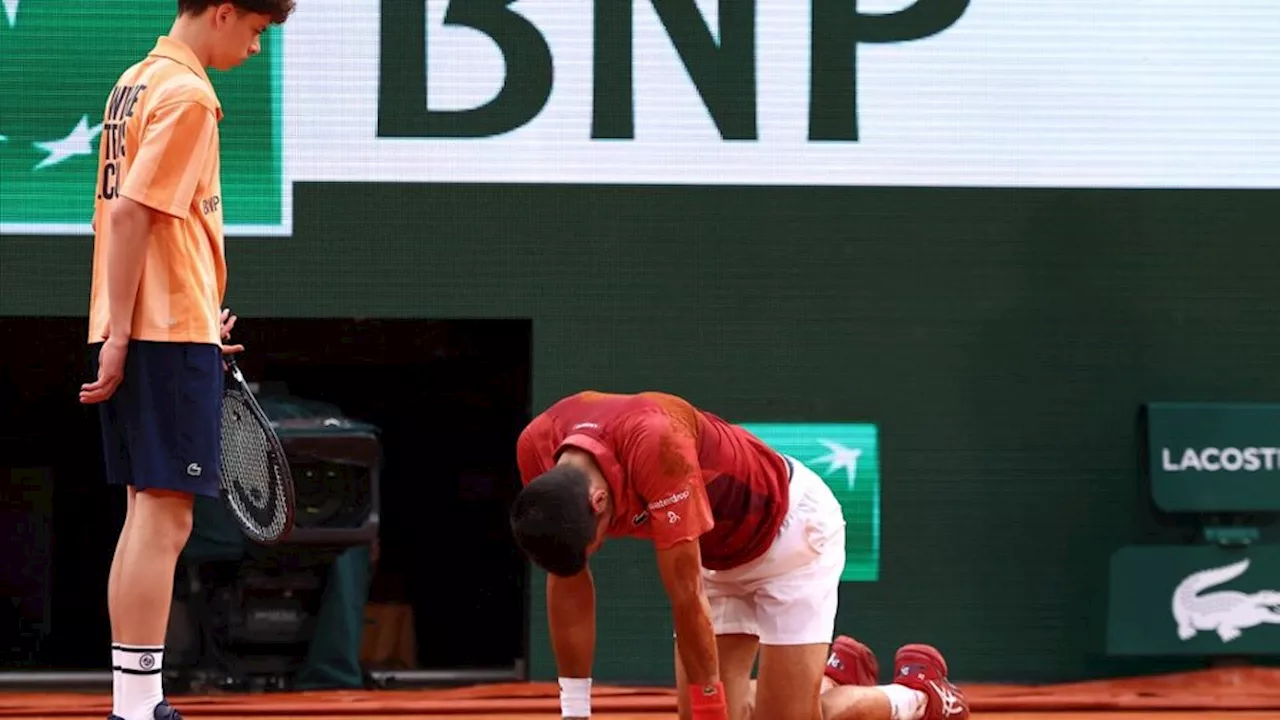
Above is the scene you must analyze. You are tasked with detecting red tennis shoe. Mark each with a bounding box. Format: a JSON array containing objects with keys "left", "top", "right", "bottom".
[
  {"left": 823, "top": 635, "right": 879, "bottom": 687},
  {"left": 893, "top": 644, "right": 969, "bottom": 720}
]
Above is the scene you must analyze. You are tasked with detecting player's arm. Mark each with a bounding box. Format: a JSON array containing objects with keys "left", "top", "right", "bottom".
[
  {"left": 546, "top": 569, "right": 596, "bottom": 720},
  {"left": 655, "top": 538, "right": 719, "bottom": 688},
  {"left": 516, "top": 423, "right": 595, "bottom": 720},
  {"left": 104, "top": 198, "right": 154, "bottom": 341},
  {"left": 626, "top": 418, "right": 727, "bottom": 720}
]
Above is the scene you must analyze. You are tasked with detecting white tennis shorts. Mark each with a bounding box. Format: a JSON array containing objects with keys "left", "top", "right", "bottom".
[{"left": 701, "top": 456, "right": 846, "bottom": 646}]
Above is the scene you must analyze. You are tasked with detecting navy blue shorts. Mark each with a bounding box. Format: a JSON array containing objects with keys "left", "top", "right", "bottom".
[{"left": 90, "top": 341, "right": 224, "bottom": 498}]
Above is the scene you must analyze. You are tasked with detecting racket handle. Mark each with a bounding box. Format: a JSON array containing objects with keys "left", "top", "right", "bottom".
[{"left": 225, "top": 353, "right": 246, "bottom": 382}]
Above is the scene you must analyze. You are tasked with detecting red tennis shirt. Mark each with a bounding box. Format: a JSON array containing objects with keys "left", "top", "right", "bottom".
[{"left": 516, "top": 391, "right": 790, "bottom": 571}]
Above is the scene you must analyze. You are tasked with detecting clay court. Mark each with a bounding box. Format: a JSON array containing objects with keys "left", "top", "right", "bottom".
[
  {"left": 6, "top": 714, "right": 1272, "bottom": 720},
  {"left": 3, "top": 667, "right": 1277, "bottom": 719}
]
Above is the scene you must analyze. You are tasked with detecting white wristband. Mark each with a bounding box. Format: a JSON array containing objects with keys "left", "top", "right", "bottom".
[{"left": 558, "top": 677, "right": 592, "bottom": 718}]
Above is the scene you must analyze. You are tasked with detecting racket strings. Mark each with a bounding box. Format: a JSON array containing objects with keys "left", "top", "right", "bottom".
[{"left": 220, "top": 392, "right": 290, "bottom": 541}]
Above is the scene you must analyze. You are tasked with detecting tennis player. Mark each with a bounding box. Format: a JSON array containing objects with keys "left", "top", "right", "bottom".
[
  {"left": 510, "top": 391, "right": 969, "bottom": 720},
  {"left": 79, "top": 2, "right": 293, "bottom": 719}
]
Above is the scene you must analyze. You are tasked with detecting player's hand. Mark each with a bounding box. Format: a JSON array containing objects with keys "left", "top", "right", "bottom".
[
  {"left": 220, "top": 307, "right": 246, "bottom": 357},
  {"left": 220, "top": 308, "right": 246, "bottom": 371},
  {"left": 80, "top": 334, "right": 129, "bottom": 404}
]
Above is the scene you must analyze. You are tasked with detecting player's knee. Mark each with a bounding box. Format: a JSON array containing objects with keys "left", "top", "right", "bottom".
[{"left": 133, "top": 490, "right": 195, "bottom": 551}]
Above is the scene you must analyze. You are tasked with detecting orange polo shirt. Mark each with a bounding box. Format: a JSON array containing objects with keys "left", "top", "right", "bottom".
[{"left": 87, "top": 36, "right": 227, "bottom": 346}]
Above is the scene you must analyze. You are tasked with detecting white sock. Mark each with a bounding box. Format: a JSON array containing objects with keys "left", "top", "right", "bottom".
[
  {"left": 111, "top": 645, "right": 123, "bottom": 718},
  {"left": 114, "top": 644, "right": 164, "bottom": 720},
  {"left": 877, "top": 684, "right": 928, "bottom": 720}
]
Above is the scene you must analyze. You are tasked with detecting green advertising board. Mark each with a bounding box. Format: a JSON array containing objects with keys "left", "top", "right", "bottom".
[
  {"left": 0, "top": 0, "right": 286, "bottom": 235},
  {"left": 1107, "top": 544, "right": 1280, "bottom": 656},
  {"left": 739, "top": 423, "right": 880, "bottom": 582},
  {"left": 1143, "top": 403, "right": 1280, "bottom": 513}
]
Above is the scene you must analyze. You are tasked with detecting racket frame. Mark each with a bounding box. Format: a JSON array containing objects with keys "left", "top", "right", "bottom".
[{"left": 221, "top": 355, "right": 297, "bottom": 544}]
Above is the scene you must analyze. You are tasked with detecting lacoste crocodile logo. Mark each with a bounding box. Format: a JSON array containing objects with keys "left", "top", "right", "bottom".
[{"left": 1172, "top": 559, "right": 1280, "bottom": 643}]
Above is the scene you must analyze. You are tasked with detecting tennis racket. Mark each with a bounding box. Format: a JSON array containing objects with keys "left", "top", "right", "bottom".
[{"left": 219, "top": 355, "right": 296, "bottom": 544}]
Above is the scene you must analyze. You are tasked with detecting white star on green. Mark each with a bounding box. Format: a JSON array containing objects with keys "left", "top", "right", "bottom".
[
  {"left": 3, "top": 0, "right": 19, "bottom": 28},
  {"left": 33, "top": 115, "right": 103, "bottom": 170}
]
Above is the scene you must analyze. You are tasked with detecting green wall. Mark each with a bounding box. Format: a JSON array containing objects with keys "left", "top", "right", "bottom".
[{"left": 4, "top": 184, "right": 1277, "bottom": 683}]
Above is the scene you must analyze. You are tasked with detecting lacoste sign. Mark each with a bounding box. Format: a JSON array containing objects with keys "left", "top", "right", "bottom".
[
  {"left": 1108, "top": 545, "right": 1280, "bottom": 656},
  {"left": 1172, "top": 559, "right": 1280, "bottom": 644},
  {"left": 1160, "top": 447, "right": 1280, "bottom": 474},
  {"left": 1143, "top": 403, "right": 1280, "bottom": 513}
]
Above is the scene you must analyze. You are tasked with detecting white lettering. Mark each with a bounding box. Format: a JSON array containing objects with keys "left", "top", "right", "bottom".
[
  {"left": 1181, "top": 448, "right": 1203, "bottom": 472},
  {"left": 1162, "top": 447, "right": 1280, "bottom": 473},
  {"left": 648, "top": 489, "right": 691, "bottom": 511},
  {"left": 1219, "top": 447, "right": 1243, "bottom": 472},
  {"left": 1202, "top": 448, "right": 1221, "bottom": 472},
  {"left": 1242, "top": 448, "right": 1261, "bottom": 472}
]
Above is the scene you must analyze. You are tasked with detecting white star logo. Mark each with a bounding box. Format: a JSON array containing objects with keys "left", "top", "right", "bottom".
[
  {"left": 32, "top": 115, "right": 103, "bottom": 171},
  {"left": 3, "top": 0, "right": 19, "bottom": 28},
  {"left": 812, "top": 439, "right": 862, "bottom": 489}
]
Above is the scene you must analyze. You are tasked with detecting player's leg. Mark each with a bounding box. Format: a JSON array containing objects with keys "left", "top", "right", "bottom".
[
  {"left": 751, "top": 557, "right": 843, "bottom": 720},
  {"left": 742, "top": 634, "right": 901, "bottom": 720},
  {"left": 817, "top": 685, "right": 896, "bottom": 720},
  {"left": 107, "top": 341, "right": 223, "bottom": 720},
  {"left": 822, "top": 640, "right": 969, "bottom": 720},
  {"left": 108, "top": 487, "right": 137, "bottom": 628},
  {"left": 815, "top": 636, "right": 895, "bottom": 720},
  {"left": 817, "top": 636, "right": 896, "bottom": 720},
  {"left": 753, "top": 458, "right": 967, "bottom": 720},
  {"left": 107, "top": 485, "right": 137, "bottom": 717},
  {"left": 97, "top": 347, "right": 138, "bottom": 640},
  {"left": 112, "top": 488, "right": 194, "bottom": 708},
  {"left": 754, "top": 641, "right": 828, "bottom": 720},
  {"left": 744, "top": 453, "right": 845, "bottom": 720},
  {"left": 114, "top": 489, "right": 195, "bottom": 645},
  {"left": 674, "top": 632, "right": 759, "bottom": 720},
  {"left": 751, "top": 452, "right": 895, "bottom": 720},
  {"left": 755, "top": 615, "right": 922, "bottom": 720},
  {"left": 95, "top": 344, "right": 145, "bottom": 719}
]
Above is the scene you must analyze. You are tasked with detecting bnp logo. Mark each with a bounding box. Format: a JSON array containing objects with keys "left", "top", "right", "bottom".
[
  {"left": 740, "top": 422, "right": 881, "bottom": 582},
  {"left": 0, "top": 0, "right": 286, "bottom": 235},
  {"left": 379, "top": 0, "right": 970, "bottom": 142}
]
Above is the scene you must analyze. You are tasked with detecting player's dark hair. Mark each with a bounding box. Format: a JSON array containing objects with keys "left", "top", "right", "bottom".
[
  {"left": 509, "top": 466, "right": 597, "bottom": 578},
  {"left": 178, "top": 0, "right": 296, "bottom": 24}
]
